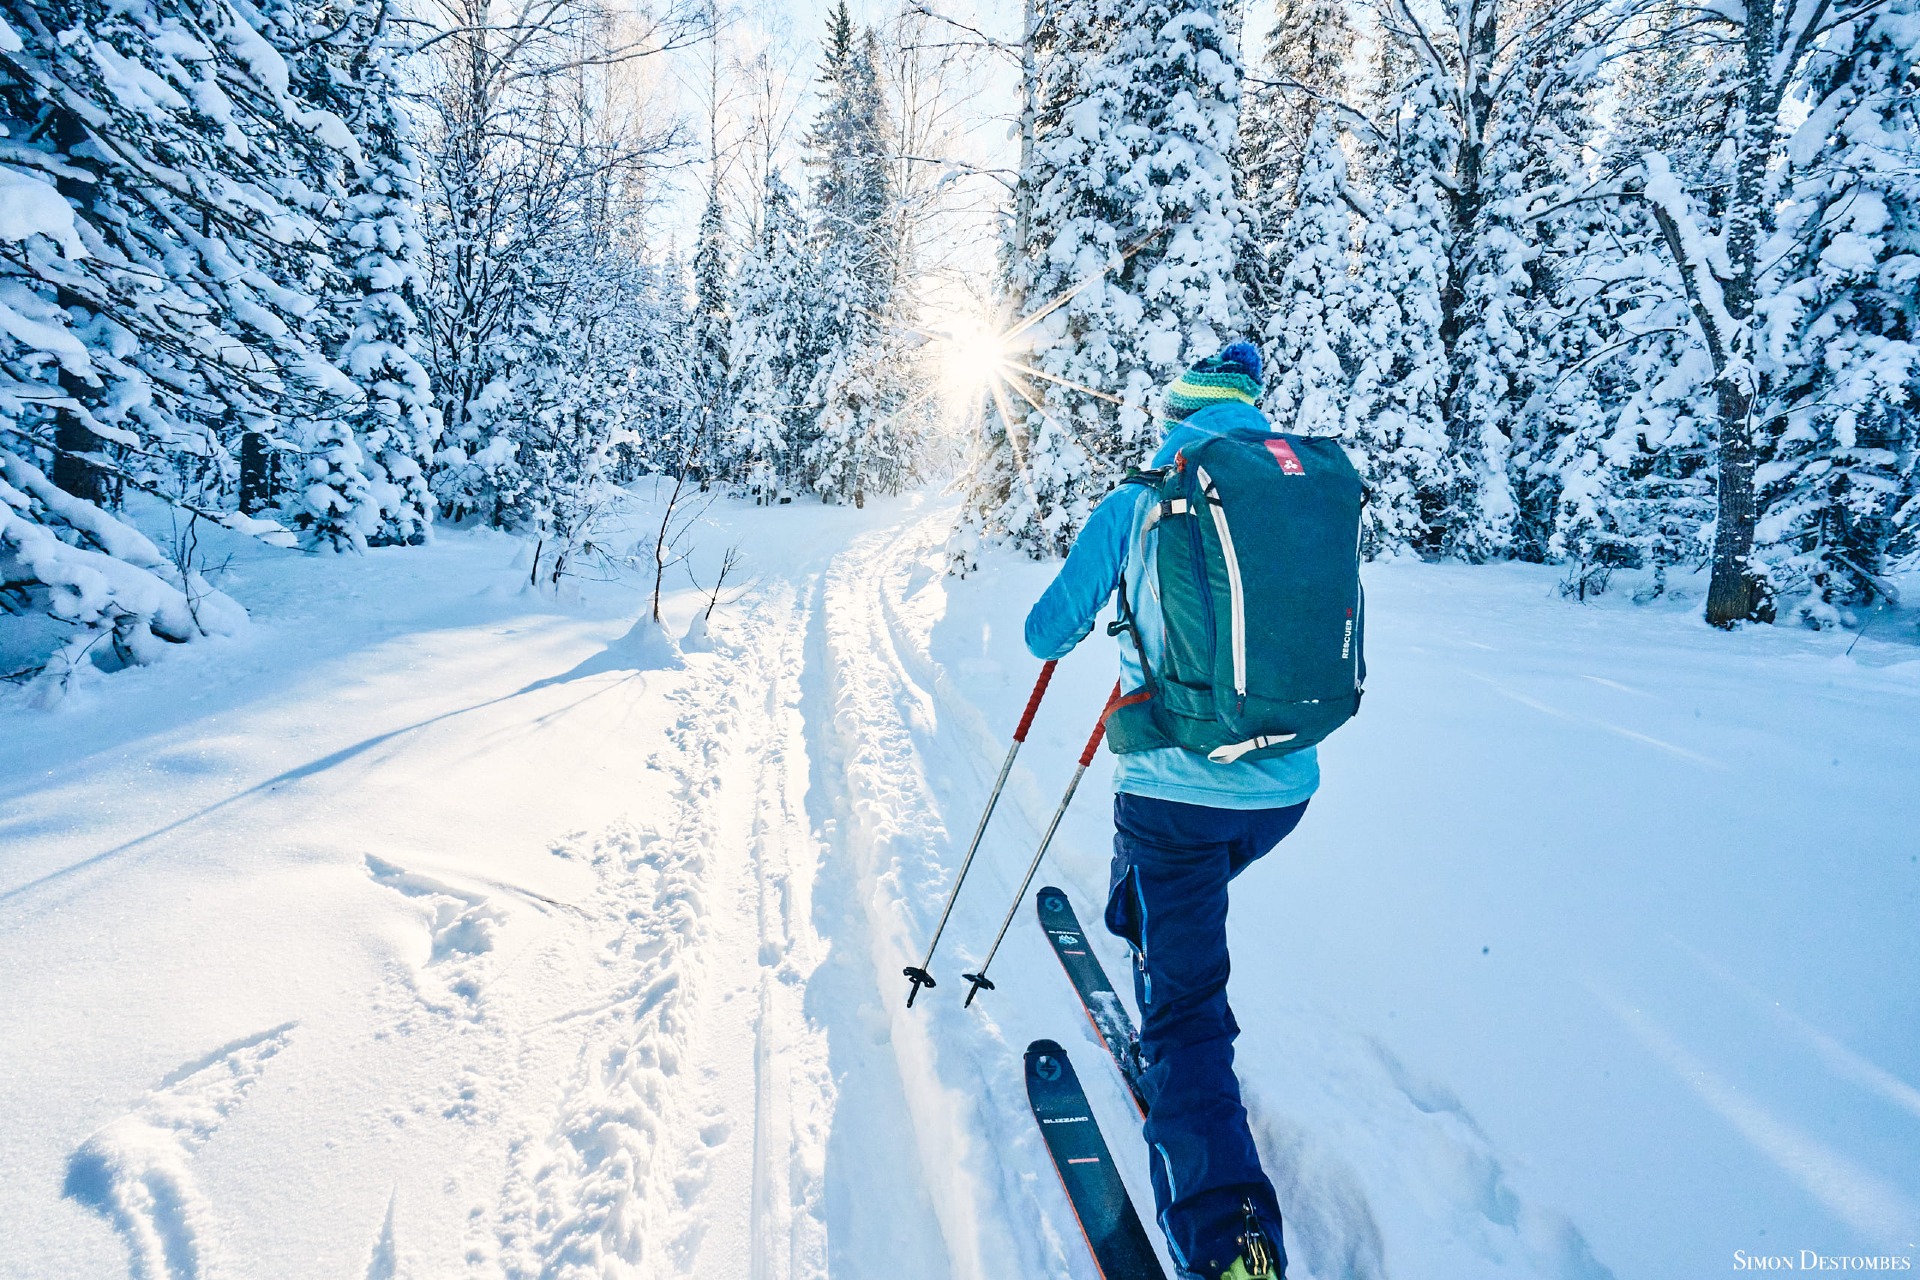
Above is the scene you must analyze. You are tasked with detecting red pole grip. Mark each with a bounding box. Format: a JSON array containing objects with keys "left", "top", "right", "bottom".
[
  {"left": 1012, "top": 659, "right": 1058, "bottom": 743},
  {"left": 1080, "top": 681, "right": 1121, "bottom": 767}
]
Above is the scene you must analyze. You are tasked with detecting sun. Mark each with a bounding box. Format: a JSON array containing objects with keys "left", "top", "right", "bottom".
[{"left": 937, "top": 317, "right": 1014, "bottom": 398}]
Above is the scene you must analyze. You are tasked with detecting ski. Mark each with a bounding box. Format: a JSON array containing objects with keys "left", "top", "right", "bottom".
[
  {"left": 1025, "top": 1039, "right": 1168, "bottom": 1280},
  {"left": 1036, "top": 885, "right": 1149, "bottom": 1118}
]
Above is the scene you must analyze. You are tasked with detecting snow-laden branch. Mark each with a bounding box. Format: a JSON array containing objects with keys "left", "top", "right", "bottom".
[
  {"left": 1641, "top": 153, "right": 1737, "bottom": 369},
  {"left": 1244, "top": 75, "right": 1392, "bottom": 150}
]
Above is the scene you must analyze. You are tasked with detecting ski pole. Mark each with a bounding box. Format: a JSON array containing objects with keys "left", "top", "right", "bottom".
[
  {"left": 962, "top": 683, "right": 1118, "bottom": 1008},
  {"left": 904, "top": 659, "right": 1059, "bottom": 1007}
]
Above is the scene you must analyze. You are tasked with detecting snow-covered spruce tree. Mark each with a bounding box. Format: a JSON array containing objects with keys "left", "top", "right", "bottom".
[
  {"left": 1540, "top": 198, "right": 1717, "bottom": 595},
  {"left": 334, "top": 0, "right": 438, "bottom": 547},
  {"left": 1266, "top": 114, "right": 1357, "bottom": 437},
  {"left": 730, "top": 172, "right": 821, "bottom": 498},
  {"left": 804, "top": 5, "right": 901, "bottom": 507},
  {"left": 1752, "top": 0, "right": 1920, "bottom": 623},
  {"left": 295, "top": 420, "right": 382, "bottom": 552},
  {"left": 261, "top": 0, "right": 383, "bottom": 553},
  {"left": 960, "top": 0, "right": 1113, "bottom": 548},
  {"left": 690, "top": 177, "right": 733, "bottom": 480},
  {"left": 1238, "top": 0, "right": 1354, "bottom": 333},
  {"left": 1445, "top": 31, "right": 1608, "bottom": 562},
  {"left": 1345, "top": 67, "right": 1456, "bottom": 556},
  {"left": 995, "top": 0, "right": 1251, "bottom": 555},
  {"left": 1546, "top": 335, "right": 1719, "bottom": 600},
  {"left": 511, "top": 169, "right": 668, "bottom": 590},
  {"left": 1337, "top": 0, "right": 1620, "bottom": 559},
  {"left": 619, "top": 260, "right": 699, "bottom": 479},
  {"left": 0, "top": 0, "right": 370, "bottom": 688}
]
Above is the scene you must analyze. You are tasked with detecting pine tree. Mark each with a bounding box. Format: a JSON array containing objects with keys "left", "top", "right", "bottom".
[
  {"left": 1543, "top": 202, "right": 1717, "bottom": 595},
  {"left": 1532, "top": 6, "right": 1726, "bottom": 595},
  {"left": 296, "top": 420, "right": 380, "bottom": 551},
  {"left": 512, "top": 176, "right": 662, "bottom": 589},
  {"left": 1445, "top": 35, "right": 1606, "bottom": 561},
  {"left": 1265, "top": 114, "right": 1356, "bottom": 437},
  {"left": 1343, "top": 0, "right": 1632, "bottom": 563},
  {"left": 690, "top": 178, "right": 733, "bottom": 480},
  {"left": 1346, "top": 68, "right": 1456, "bottom": 555},
  {"left": 258, "top": 0, "right": 387, "bottom": 552},
  {"left": 731, "top": 172, "right": 821, "bottom": 498},
  {"left": 1755, "top": 0, "right": 1920, "bottom": 622},
  {"left": 805, "top": 5, "right": 900, "bottom": 506},
  {"left": 0, "top": 0, "right": 365, "bottom": 686},
  {"left": 994, "top": 0, "right": 1251, "bottom": 554},
  {"left": 991, "top": 0, "right": 1123, "bottom": 552},
  {"left": 1238, "top": 0, "right": 1354, "bottom": 332},
  {"left": 1241, "top": 0, "right": 1354, "bottom": 220},
  {"left": 336, "top": 0, "right": 438, "bottom": 546}
]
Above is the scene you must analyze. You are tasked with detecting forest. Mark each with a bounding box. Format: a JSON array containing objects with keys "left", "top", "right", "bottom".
[
  {"left": 2, "top": 0, "right": 1916, "bottom": 702},
  {"left": 3, "top": 3, "right": 1917, "bottom": 1275}
]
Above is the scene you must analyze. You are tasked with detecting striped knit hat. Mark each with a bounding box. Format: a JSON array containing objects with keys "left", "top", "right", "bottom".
[{"left": 1161, "top": 341, "right": 1263, "bottom": 423}]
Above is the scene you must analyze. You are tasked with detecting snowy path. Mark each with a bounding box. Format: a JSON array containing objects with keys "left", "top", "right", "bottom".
[
  {"left": 0, "top": 497, "right": 913, "bottom": 1279},
  {"left": 4, "top": 490, "right": 1918, "bottom": 1279}
]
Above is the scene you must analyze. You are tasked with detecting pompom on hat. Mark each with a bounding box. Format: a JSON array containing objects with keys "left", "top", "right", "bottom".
[{"left": 1160, "top": 340, "right": 1264, "bottom": 423}]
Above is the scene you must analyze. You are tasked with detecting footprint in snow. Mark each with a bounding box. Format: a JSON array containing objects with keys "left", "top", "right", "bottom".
[
  {"left": 64, "top": 1023, "right": 296, "bottom": 1280},
  {"left": 363, "top": 854, "right": 503, "bottom": 1019},
  {"left": 1245, "top": 1029, "right": 1614, "bottom": 1280}
]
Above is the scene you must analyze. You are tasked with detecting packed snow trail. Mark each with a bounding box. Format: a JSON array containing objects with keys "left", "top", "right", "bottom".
[{"left": 3, "top": 487, "right": 1917, "bottom": 1279}]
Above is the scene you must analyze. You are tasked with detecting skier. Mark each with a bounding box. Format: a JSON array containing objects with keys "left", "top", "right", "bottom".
[{"left": 1023, "top": 342, "right": 1325, "bottom": 1280}]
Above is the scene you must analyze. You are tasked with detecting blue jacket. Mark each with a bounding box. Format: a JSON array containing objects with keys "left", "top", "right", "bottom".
[{"left": 1023, "top": 401, "right": 1321, "bottom": 810}]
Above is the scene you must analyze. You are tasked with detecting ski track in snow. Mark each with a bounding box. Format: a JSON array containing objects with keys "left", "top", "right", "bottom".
[
  {"left": 64, "top": 1024, "right": 296, "bottom": 1280},
  {"left": 475, "top": 575, "right": 837, "bottom": 1279},
  {"left": 811, "top": 513, "right": 1032, "bottom": 1279}
]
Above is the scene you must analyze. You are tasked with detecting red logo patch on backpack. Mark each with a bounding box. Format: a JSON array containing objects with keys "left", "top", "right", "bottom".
[{"left": 1265, "top": 437, "right": 1307, "bottom": 475}]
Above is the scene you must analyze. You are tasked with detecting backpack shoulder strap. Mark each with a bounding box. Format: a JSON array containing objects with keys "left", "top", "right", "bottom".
[
  {"left": 1117, "top": 464, "right": 1203, "bottom": 534},
  {"left": 1102, "top": 465, "right": 1176, "bottom": 754},
  {"left": 1114, "top": 464, "right": 1167, "bottom": 492}
]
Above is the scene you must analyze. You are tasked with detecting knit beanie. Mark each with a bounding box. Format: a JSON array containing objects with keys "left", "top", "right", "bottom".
[{"left": 1160, "top": 341, "right": 1263, "bottom": 424}]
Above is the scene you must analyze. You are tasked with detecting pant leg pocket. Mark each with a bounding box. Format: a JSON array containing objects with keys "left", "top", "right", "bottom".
[
  {"left": 1104, "top": 861, "right": 1152, "bottom": 1005},
  {"left": 1104, "top": 861, "right": 1142, "bottom": 950}
]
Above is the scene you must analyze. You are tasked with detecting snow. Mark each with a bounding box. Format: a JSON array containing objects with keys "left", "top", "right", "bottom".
[
  {"left": 0, "top": 280, "right": 94, "bottom": 376},
  {"left": 3, "top": 490, "right": 1918, "bottom": 1279},
  {"left": 0, "top": 167, "right": 87, "bottom": 258}
]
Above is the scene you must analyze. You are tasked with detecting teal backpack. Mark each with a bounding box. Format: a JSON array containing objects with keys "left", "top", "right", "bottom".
[{"left": 1106, "top": 431, "right": 1366, "bottom": 763}]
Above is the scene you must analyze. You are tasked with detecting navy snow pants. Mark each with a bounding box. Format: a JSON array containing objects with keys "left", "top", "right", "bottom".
[{"left": 1103, "top": 792, "right": 1308, "bottom": 1279}]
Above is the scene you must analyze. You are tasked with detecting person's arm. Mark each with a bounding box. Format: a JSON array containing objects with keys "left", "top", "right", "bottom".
[{"left": 1023, "top": 488, "right": 1137, "bottom": 660}]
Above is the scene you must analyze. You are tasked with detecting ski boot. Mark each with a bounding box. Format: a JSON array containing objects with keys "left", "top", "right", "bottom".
[{"left": 1217, "top": 1198, "right": 1284, "bottom": 1280}]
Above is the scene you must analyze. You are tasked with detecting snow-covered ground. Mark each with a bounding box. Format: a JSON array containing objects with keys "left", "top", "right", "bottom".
[{"left": 2, "top": 488, "right": 1916, "bottom": 1280}]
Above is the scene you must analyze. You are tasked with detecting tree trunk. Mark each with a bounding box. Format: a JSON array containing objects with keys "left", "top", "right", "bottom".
[
  {"left": 1704, "top": 380, "right": 1768, "bottom": 625},
  {"left": 52, "top": 410, "right": 104, "bottom": 505},
  {"left": 1701, "top": 6, "right": 1779, "bottom": 627},
  {"left": 239, "top": 427, "right": 273, "bottom": 514},
  {"left": 1439, "top": 0, "right": 1500, "bottom": 362},
  {"left": 1013, "top": 0, "right": 1038, "bottom": 300}
]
